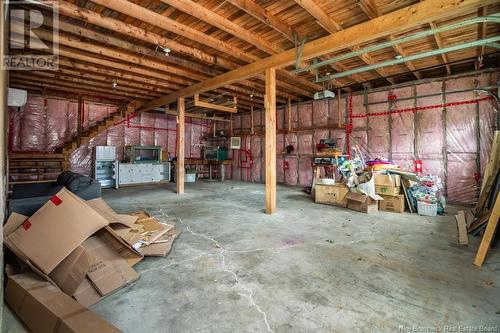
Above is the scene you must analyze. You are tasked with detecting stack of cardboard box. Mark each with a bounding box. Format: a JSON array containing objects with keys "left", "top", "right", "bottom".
[
  {"left": 374, "top": 174, "right": 405, "bottom": 213},
  {"left": 4, "top": 188, "right": 179, "bottom": 332}
]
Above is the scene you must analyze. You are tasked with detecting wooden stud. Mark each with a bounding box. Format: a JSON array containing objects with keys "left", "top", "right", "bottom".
[
  {"left": 474, "top": 194, "right": 500, "bottom": 267},
  {"left": 176, "top": 98, "right": 185, "bottom": 195},
  {"left": 265, "top": 67, "right": 277, "bottom": 214}
]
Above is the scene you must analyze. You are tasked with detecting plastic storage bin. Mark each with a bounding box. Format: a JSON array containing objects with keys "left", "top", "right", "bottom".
[
  {"left": 185, "top": 173, "right": 196, "bottom": 183},
  {"left": 417, "top": 201, "right": 437, "bottom": 216}
]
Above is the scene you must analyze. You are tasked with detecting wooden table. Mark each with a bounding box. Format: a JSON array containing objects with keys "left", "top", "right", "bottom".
[{"left": 184, "top": 159, "right": 232, "bottom": 182}]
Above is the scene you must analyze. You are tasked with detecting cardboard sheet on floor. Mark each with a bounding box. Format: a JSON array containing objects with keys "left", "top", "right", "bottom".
[
  {"left": 82, "top": 227, "right": 141, "bottom": 296},
  {"left": 138, "top": 228, "right": 180, "bottom": 257},
  {"left": 86, "top": 198, "right": 137, "bottom": 228},
  {"left": 5, "top": 272, "right": 122, "bottom": 333},
  {"left": 5, "top": 188, "right": 109, "bottom": 274}
]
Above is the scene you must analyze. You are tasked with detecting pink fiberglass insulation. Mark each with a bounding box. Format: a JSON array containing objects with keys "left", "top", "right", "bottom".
[
  {"left": 251, "top": 136, "right": 262, "bottom": 158},
  {"left": 367, "top": 91, "right": 390, "bottom": 157},
  {"left": 107, "top": 123, "right": 125, "bottom": 161},
  {"left": 277, "top": 105, "right": 285, "bottom": 130},
  {"left": 330, "top": 129, "right": 346, "bottom": 153},
  {"left": 252, "top": 158, "right": 262, "bottom": 183},
  {"left": 328, "top": 96, "right": 345, "bottom": 126},
  {"left": 277, "top": 156, "right": 285, "bottom": 183},
  {"left": 391, "top": 86, "right": 415, "bottom": 171},
  {"left": 445, "top": 77, "right": 478, "bottom": 153},
  {"left": 298, "top": 158, "right": 312, "bottom": 186},
  {"left": 45, "top": 99, "right": 68, "bottom": 151},
  {"left": 242, "top": 113, "right": 251, "bottom": 133},
  {"left": 154, "top": 115, "right": 169, "bottom": 157},
  {"left": 140, "top": 112, "right": 155, "bottom": 146},
  {"left": 167, "top": 116, "right": 177, "bottom": 156},
  {"left": 20, "top": 95, "right": 46, "bottom": 151},
  {"left": 351, "top": 94, "right": 366, "bottom": 130},
  {"left": 313, "top": 100, "right": 328, "bottom": 127},
  {"left": 445, "top": 77, "right": 479, "bottom": 203},
  {"left": 8, "top": 106, "right": 21, "bottom": 152},
  {"left": 284, "top": 156, "right": 298, "bottom": 186},
  {"left": 298, "top": 133, "right": 313, "bottom": 155},
  {"left": 298, "top": 102, "right": 312, "bottom": 128},
  {"left": 67, "top": 102, "right": 78, "bottom": 139},
  {"left": 416, "top": 81, "right": 444, "bottom": 159},
  {"left": 276, "top": 133, "right": 285, "bottom": 153},
  {"left": 478, "top": 74, "right": 497, "bottom": 175}
]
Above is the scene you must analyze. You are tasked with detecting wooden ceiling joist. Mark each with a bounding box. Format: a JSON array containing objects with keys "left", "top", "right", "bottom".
[{"left": 138, "top": 0, "right": 492, "bottom": 112}]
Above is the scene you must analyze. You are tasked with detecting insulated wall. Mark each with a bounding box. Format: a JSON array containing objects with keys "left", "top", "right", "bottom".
[
  {"left": 9, "top": 95, "right": 212, "bottom": 176},
  {"left": 228, "top": 72, "right": 498, "bottom": 204}
]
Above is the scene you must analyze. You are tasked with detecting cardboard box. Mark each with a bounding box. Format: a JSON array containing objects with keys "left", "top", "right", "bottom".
[
  {"left": 5, "top": 273, "right": 122, "bottom": 333},
  {"left": 346, "top": 192, "right": 379, "bottom": 214},
  {"left": 5, "top": 188, "right": 109, "bottom": 274},
  {"left": 374, "top": 173, "right": 401, "bottom": 187},
  {"left": 83, "top": 229, "right": 139, "bottom": 296},
  {"left": 378, "top": 194, "right": 405, "bottom": 213},
  {"left": 314, "top": 183, "right": 349, "bottom": 207},
  {"left": 375, "top": 185, "right": 401, "bottom": 196},
  {"left": 48, "top": 246, "right": 90, "bottom": 296}
]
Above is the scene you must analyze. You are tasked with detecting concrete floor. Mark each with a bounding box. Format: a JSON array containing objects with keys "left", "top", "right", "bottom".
[{"left": 4, "top": 181, "right": 500, "bottom": 332}]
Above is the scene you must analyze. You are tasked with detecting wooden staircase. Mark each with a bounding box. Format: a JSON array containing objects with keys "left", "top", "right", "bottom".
[{"left": 59, "top": 112, "right": 126, "bottom": 169}]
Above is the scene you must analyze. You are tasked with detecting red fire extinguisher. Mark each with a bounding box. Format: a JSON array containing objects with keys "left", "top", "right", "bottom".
[{"left": 414, "top": 160, "right": 423, "bottom": 174}]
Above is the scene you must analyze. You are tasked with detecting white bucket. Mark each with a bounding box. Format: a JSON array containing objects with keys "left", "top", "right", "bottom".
[{"left": 185, "top": 173, "right": 196, "bottom": 183}]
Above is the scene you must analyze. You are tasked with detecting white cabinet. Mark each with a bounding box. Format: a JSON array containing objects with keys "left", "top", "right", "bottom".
[{"left": 118, "top": 163, "right": 170, "bottom": 186}]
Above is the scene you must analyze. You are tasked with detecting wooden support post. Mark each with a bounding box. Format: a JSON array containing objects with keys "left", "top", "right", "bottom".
[
  {"left": 77, "top": 95, "right": 83, "bottom": 146},
  {"left": 176, "top": 97, "right": 185, "bottom": 194},
  {"left": 287, "top": 97, "right": 292, "bottom": 132},
  {"left": 265, "top": 67, "right": 277, "bottom": 214},
  {"left": 474, "top": 194, "right": 500, "bottom": 267}
]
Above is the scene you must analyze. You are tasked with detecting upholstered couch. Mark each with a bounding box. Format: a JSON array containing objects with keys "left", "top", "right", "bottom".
[{"left": 9, "top": 171, "right": 101, "bottom": 216}]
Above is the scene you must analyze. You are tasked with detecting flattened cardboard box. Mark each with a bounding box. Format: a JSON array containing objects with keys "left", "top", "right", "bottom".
[
  {"left": 4, "top": 212, "right": 84, "bottom": 291},
  {"left": 5, "top": 188, "right": 108, "bottom": 274},
  {"left": 5, "top": 272, "right": 122, "bottom": 333},
  {"left": 48, "top": 246, "right": 90, "bottom": 296},
  {"left": 314, "top": 184, "right": 349, "bottom": 207},
  {"left": 83, "top": 229, "right": 139, "bottom": 296},
  {"left": 74, "top": 226, "right": 142, "bottom": 305}
]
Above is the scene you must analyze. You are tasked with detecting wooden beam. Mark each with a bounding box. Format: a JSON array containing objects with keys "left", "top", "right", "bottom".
[
  {"left": 265, "top": 67, "right": 277, "bottom": 214},
  {"left": 56, "top": 1, "right": 307, "bottom": 99},
  {"left": 295, "top": 0, "right": 395, "bottom": 84},
  {"left": 193, "top": 94, "right": 237, "bottom": 113},
  {"left": 158, "top": 0, "right": 280, "bottom": 55},
  {"left": 473, "top": 194, "right": 500, "bottom": 267},
  {"left": 176, "top": 97, "right": 185, "bottom": 195},
  {"left": 88, "top": 0, "right": 322, "bottom": 95},
  {"left": 138, "top": 0, "right": 488, "bottom": 111},
  {"left": 250, "top": 105, "right": 255, "bottom": 135},
  {"left": 358, "top": 0, "right": 421, "bottom": 80},
  {"left": 225, "top": 0, "right": 297, "bottom": 42}
]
